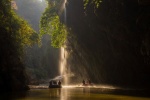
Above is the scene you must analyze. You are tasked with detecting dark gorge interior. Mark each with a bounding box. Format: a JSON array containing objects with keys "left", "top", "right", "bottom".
[
  {"left": 65, "top": 0, "right": 150, "bottom": 88},
  {"left": 0, "top": 0, "right": 150, "bottom": 92}
]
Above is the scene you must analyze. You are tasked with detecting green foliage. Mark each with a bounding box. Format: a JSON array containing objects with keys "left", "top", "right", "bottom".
[
  {"left": 40, "top": 0, "right": 68, "bottom": 48},
  {"left": 0, "top": 0, "right": 39, "bottom": 91},
  {"left": 40, "top": 0, "right": 102, "bottom": 48},
  {"left": 84, "top": 0, "right": 89, "bottom": 9},
  {"left": 84, "top": 0, "right": 102, "bottom": 9},
  {"left": 12, "top": 12, "right": 39, "bottom": 47},
  {"left": 15, "top": 0, "right": 60, "bottom": 82},
  {"left": 0, "top": 0, "right": 39, "bottom": 56}
]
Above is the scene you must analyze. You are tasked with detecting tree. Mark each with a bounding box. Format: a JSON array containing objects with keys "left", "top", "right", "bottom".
[
  {"left": 40, "top": 0, "right": 68, "bottom": 48},
  {"left": 0, "top": 0, "right": 38, "bottom": 91}
]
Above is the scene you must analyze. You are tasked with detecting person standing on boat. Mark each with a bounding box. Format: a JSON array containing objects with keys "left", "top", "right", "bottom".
[
  {"left": 49, "top": 80, "right": 53, "bottom": 87},
  {"left": 58, "top": 80, "right": 61, "bottom": 86},
  {"left": 82, "top": 79, "right": 85, "bottom": 85},
  {"left": 88, "top": 79, "right": 91, "bottom": 85},
  {"left": 50, "top": 81, "right": 53, "bottom": 85}
]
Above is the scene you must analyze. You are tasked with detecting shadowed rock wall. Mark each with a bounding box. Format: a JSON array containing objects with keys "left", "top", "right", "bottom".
[{"left": 65, "top": 0, "right": 150, "bottom": 88}]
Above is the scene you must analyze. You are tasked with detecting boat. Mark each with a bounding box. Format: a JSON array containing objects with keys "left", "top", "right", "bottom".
[
  {"left": 49, "top": 80, "right": 62, "bottom": 88},
  {"left": 49, "top": 84, "right": 62, "bottom": 88}
]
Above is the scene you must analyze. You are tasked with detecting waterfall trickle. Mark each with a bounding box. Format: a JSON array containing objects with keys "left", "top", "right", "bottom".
[
  {"left": 64, "top": 0, "right": 67, "bottom": 24},
  {"left": 59, "top": 47, "right": 68, "bottom": 85},
  {"left": 59, "top": 0, "right": 68, "bottom": 85}
]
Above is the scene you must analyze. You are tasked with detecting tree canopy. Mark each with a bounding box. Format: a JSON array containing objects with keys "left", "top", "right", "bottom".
[
  {"left": 0, "top": 0, "right": 39, "bottom": 91},
  {"left": 40, "top": 0, "right": 103, "bottom": 48},
  {"left": 40, "top": 0, "right": 68, "bottom": 48}
]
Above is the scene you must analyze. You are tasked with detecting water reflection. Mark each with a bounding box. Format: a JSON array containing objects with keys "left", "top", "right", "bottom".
[
  {"left": 48, "top": 86, "right": 150, "bottom": 100},
  {"left": 49, "top": 88, "right": 61, "bottom": 98},
  {"left": 49, "top": 87, "right": 91, "bottom": 100},
  {"left": 0, "top": 91, "right": 28, "bottom": 100},
  {"left": 60, "top": 88, "right": 68, "bottom": 100},
  {"left": 49, "top": 88, "right": 69, "bottom": 100},
  {"left": 82, "top": 88, "right": 91, "bottom": 95},
  {"left": 0, "top": 86, "right": 150, "bottom": 100}
]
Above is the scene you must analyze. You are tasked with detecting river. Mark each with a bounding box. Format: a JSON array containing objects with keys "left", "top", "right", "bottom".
[{"left": 0, "top": 85, "right": 150, "bottom": 100}]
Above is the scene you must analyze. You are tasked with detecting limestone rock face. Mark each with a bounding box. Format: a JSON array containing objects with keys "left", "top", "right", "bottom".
[{"left": 65, "top": 0, "right": 150, "bottom": 88}]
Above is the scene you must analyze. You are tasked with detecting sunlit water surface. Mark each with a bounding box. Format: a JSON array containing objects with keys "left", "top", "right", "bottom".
[{"left": 0, "top": 85, "right": 150, "bottom": 100}]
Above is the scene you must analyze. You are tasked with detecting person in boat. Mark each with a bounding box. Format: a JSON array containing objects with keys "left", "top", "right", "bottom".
[
  {"left": 88, "top": 79, "right": 91, "bottom": 85},
  {"left": 82, "top": 79, "right": 85, "bottom": 85},
  {"left": 49, "top": 80, "right": 53, "bottom": 86},
  {"left": 58, "top": 80, "right": 61, "bottom": 86},
  {"left": 49, "top": 80, "right": 62, "bottom": 88}
]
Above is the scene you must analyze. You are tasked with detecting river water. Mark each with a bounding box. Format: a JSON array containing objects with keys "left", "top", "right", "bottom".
[{"left": 0, "top": 85, "right": 150, "bottom": 100}]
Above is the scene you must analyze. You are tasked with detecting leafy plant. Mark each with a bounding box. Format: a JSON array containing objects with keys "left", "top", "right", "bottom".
[
  {"left": 0, "top": 0, "right": 39, "bottom": 91},
  {"left": 40, "top": 0, "right": 68, "bottom": 48},
  {"left": 84, "top": 0, "right": 102, "bottom": 9}
]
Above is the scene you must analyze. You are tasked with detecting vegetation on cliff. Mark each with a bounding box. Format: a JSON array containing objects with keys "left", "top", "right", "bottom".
[{"left": 0, "top": 0, "right": 38, "bottom": 91}]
